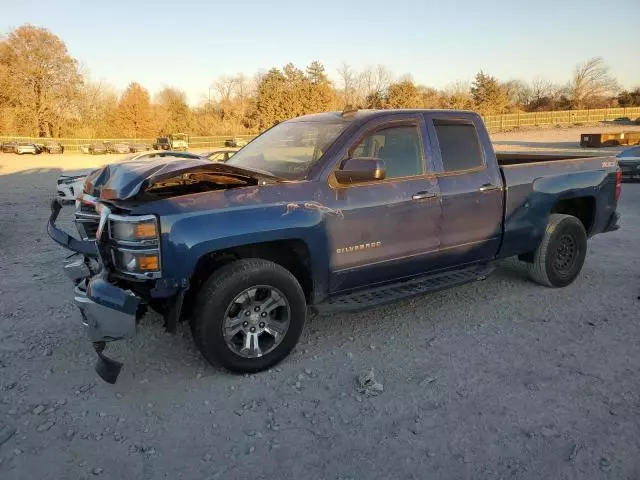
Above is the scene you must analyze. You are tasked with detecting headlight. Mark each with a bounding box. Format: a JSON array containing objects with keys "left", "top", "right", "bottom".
[
  {"left": 109, "top": 216, "right": 158, "bottom": 243},
  {"left": 112, "top": 249, "right": 160, "bottom": 274},
  {"left": 107, "top": 214, "right": 161, "bottom": 278}
]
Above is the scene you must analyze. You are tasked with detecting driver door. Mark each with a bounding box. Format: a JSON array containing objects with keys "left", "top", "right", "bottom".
[{"left": 323, "top": 117, "right": 442, "bottom": 292}]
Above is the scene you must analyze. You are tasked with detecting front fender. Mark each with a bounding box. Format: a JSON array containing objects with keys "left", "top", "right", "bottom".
[{"left": 158, "top": 201, "right": 332, "bottom": 294}]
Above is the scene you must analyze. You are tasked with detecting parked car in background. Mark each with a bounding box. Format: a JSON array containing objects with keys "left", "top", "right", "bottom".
[
  {"left": 224, "top": 137, "right": 249, "bottom": 148},
  {"left": 617, "top": 146, "right": 640, "bottom": 181},
  {"left": 103, "top": 142, "right": 116, "bottom": 153},
  {"left": 1, "top": 141, "right": 18, "bottom": 153},
  {"left": 80, "top": 144, "right": 91, "bottom": 154},
  {"left": 113, "top": 143, "right": 131, "bottom": 154},
  {"left": 89, "top": 143, "right": 107, "bottom": 154},
  {"left": 129, "top": 143, "right": 149, "bottom": 153},
  {"left": 169, "top": 133, "right": 189, "bottom": 151},
  {"left": 16, "top": 142, "right": 39, "bottom": 155},
  {"left": 44, "top": 141, "right": 64, "bottom": 154},
  {"left": 57, "top": 170, "right": 94, "bottom": 203},
  {"left": 200, "top": 148, "right": 238, "bottom": 162},
  {"left": 153, "top": 137, "right": 171, "bottom": 150}
]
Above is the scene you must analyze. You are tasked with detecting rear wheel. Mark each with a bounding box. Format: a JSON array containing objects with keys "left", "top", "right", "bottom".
[
  {"left": 192, "top": 259, "right": 306, "bottom": 373},
  {"left": 528, "top": 214, "right": 587, "bottom": 288}
]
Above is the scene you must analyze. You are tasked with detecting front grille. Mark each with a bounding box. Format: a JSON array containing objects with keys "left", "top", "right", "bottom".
[{"left": 75, "top": 202, "right": 100, "bottom": 240}]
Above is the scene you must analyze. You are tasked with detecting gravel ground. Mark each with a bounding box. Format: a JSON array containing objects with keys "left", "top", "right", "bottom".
[
  {"left": 492, "top": 123, "right": 640, "bottom": 154},
  {"left": 1, "top": 135, "right": 639, "bottom": 479}
]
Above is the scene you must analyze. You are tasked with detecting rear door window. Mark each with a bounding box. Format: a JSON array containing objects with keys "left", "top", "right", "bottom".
[{"left": 433, "top": 119, "right": 484, "bottom": 172}]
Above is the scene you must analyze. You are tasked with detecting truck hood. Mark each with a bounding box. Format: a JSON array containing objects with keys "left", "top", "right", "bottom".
[{"left": 83, "top": 158, "right": 279, "bottom": 201}]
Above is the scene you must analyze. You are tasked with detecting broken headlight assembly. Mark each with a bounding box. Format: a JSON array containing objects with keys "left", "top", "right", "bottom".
[{"left": 107, "top": 214, "right": 161, "bottom": 278}]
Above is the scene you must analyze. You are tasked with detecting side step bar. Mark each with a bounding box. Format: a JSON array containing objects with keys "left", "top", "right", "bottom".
[{"left": 316, "top": 263, "right": 494, "bottom": 314}]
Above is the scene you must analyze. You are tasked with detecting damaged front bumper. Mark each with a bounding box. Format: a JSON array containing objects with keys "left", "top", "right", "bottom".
[{"left": 49, "top": 199, "right": 143, "bottom": 383}]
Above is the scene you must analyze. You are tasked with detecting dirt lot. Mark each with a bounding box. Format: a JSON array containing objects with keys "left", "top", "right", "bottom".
[
  {"left": 492, "top": 123, "right": 640, "bottom": 154},
  {"left": 1, "top": 128, "right": 639, "bottom": 479}
]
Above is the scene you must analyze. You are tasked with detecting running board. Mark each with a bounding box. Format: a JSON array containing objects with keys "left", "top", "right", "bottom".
[{"left": 316, "top": 263, "right": 494, "bottom": 314}]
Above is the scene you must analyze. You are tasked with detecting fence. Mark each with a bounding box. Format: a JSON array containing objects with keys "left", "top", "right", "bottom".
[
  {"left": 2, "top": 107, "right": 640, "bottom": 150},
  {"left": 482, "top": 106, "right": 640, "bottom": 133},
  {"left": 0, "top": 134, "right": 257, "bottom": 152}
]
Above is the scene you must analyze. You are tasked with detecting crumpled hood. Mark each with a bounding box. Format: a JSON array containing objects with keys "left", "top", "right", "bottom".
[{"left": 84, "top": 157, "right": 278, "bottom": 201}]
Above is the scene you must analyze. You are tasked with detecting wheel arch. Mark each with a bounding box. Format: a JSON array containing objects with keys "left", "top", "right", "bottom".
[{"left": 182, "top": 239, "right": 316, "bottom": 321}]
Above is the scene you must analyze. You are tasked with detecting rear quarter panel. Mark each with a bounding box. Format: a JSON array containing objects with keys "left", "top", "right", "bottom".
[{"left": 499, "top": 156, "right": 618, "bottom": 258}]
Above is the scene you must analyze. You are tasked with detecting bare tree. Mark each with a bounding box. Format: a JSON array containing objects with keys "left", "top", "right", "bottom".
[
  {"left": 355, "top": 64, "right": 393, "bottom": 107},
  {"left": 530, "top": 77, "right": 553, "bottom": 103},
  {"left": 336, "top": 62, "right": 356, "bottom": 106},
  {"left": 214, "top": 75, "right": 239, "bottom": 102},
  {"left": 570, "top": 57, "right": 619, "bottom": 109}
]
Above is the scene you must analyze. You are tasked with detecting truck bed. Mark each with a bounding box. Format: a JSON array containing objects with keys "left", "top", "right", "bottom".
[
  {"left": 497, "top": 153, "right": 619, "bottom": 259},
  {"left": 496, "top": 152, "right": 603, "bottom": 166}
]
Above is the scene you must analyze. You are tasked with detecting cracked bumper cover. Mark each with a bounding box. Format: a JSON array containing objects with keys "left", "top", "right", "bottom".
[
  {"left": 73, "top": 276, "right": 141, "bottom": 343},
  {"left": 49, "top": 199, "right": 142, "bottom": 344}
]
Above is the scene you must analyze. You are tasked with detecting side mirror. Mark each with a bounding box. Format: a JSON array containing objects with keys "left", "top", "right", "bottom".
[{"left": 335, "top": 157, "right": 386, "bottom": 184}]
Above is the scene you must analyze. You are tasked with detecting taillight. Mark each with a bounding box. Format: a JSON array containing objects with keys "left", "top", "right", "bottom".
[{"left": 615, "top": 168, "right": 622, "bottom": 200}]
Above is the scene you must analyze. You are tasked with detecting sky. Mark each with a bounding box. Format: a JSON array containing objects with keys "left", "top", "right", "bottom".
[{"left": 2, "top": 0, "right": 639, "bottom": 105}]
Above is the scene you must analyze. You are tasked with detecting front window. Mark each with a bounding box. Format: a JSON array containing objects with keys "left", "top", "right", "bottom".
[
  {"left": 226, "top": 120, "right": 350, "bottom": 180},
  {"left": 348, "top": 125, "right": 424, "bottom": 178}
]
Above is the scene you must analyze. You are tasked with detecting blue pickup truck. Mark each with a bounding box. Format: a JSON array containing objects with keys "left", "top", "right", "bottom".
[{"left": 48, "top": 109, "right": 622, "bottom": 383}]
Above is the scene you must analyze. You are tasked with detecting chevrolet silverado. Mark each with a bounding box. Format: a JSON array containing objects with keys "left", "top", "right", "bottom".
[{"left": 48, "top": 109, "right": 622, "bottom": 383}]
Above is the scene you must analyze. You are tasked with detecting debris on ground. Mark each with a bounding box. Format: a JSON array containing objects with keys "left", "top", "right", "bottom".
[
  {"left": 420, "top": 376, "right": 437, "bottom": 386},
  {"left": 355, "top": 369, "right": 384, "bottom": 397}
]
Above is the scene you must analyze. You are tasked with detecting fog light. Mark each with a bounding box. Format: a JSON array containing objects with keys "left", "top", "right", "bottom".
[{"left": 115, "top": 250, "right": 160, "bottom": 274}]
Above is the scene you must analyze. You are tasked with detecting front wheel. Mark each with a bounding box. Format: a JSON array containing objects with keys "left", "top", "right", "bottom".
[
  {"left": 527, "top": 214, "right": 587, "bottom": 288},
  {"left": 192, "top": 259, "right": 306, "bottom": 373}
]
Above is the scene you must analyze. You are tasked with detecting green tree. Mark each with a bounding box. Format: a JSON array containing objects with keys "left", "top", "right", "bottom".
[
  {"left": 386, "top": 80, "right": 421, "bottom": 108},
  {"left": 0, "top": 24, "right": 83, "bottom": 136},
  {"left": 116, "top": 82, "right": 154, "bottom": 137},
  {"left": 471, "top": 71, "right": 509, "bottom": 115},
  {"left": 617, "top": 88, "right": 640, "bottom": 107},
  {"left": 364, "top": 91, "right": 385, "bottom": 109},
  {"left": 256, "top": 68, "right": 289, "bottom": 128},
  {"left": 305, "top": 61, "right": 335, "bottom": 112}
]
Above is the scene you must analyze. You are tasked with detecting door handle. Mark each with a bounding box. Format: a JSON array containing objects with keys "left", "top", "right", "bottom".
[
  {"left": 412, "top": 191, "right": 437, "bottom": 200},
  {"left": 479, "top": 183, "right": 500, "bottom": 192}
]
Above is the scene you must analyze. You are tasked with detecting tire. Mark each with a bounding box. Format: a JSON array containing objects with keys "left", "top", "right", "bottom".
[
  {"left": 192, "top": 258, "right": 306, "bottom": 373},
  {"left": 527, "top": 214, "right": 587, "bottom": 288}
]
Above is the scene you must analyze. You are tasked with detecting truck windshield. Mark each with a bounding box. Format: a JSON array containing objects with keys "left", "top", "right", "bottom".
[{"left": 226, "top": 120, "right": 348, "bottom": 180}]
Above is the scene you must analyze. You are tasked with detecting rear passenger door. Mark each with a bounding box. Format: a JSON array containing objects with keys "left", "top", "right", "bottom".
[{"left": 425, "top": 115, "right": 504, "bottom": 265}]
